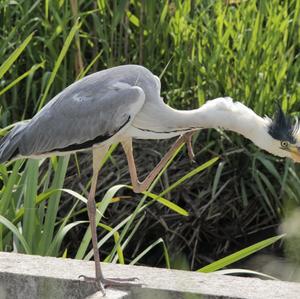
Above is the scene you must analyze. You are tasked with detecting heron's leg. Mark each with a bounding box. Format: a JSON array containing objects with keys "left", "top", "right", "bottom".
[
  {"left": 184, "top": 131, "right": 195, "bottom": 162},
  {"left": 81, "top": 146, "right": 142, "bottom": 293},
  {"left": 122, "top": 132, "right": 195, "bottom": 193},
  {"left": 82, "top": 146, "right": 109, "bottom": 294}
]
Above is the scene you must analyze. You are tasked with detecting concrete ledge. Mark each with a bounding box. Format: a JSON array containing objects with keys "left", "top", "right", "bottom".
[{"left": 0, "top": 252, "right": 299, "bottom": 299}]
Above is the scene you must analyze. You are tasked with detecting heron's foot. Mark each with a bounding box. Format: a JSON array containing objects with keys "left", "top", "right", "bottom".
[
  {"left": 79, "top": 275, "right": 105, "bottom": 295},
  {"left": 79, "top": 274, "right": 142, "bottom": 293}
]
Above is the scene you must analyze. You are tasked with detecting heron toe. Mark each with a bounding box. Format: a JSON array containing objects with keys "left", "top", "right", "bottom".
[{"left": 79, "top": 274, "right": 142, "bottom": 292}]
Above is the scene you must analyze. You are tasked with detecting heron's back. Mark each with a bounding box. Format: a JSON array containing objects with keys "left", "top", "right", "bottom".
[{"left": 0, "top": 65, "right": 165, "bottom": 161}]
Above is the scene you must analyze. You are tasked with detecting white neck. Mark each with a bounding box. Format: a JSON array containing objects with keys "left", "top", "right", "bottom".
[
  {"left": 132, "top": 97, "right": 285, "bottom": 157},
  {"left": 164, "top": 97, "right": 278, "bottom": 155}
]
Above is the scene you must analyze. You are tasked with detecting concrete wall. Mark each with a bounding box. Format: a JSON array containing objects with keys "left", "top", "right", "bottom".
[{"left": 0, "top": 252, "right": 299, "bottom": 299}]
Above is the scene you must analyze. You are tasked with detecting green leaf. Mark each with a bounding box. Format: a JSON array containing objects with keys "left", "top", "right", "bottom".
[
  {"left": 0, "top": 61, "right": 45, "bottom": 97},
  {"left": 211, "top": 161, "right": 225, "bottom": 199},
  {"left": 76, "top": 51, "right": 102, "bottom": 80},
  {"left": 141, "top": 189, "right": 188, "bottom": 216},
  {"left": 0, "top": 32, "right": 34, "bottom": 80},
  {"left": 38, "top": 18, "right": 81, "bottom": 110},
  {"left": 23, "top": 159, "right": 39, "bottom": 253},
  {"left": 130, "top": 238, "right": 170, "bottom": 268},
  {"left": 38, "top": 156, "right": 69, "bottom": 254},
  {"left": 46, "top": 221, "right": 87, "bottom": 256},
  {"left": 198, "top": 234, "right": 285, "bottom": 273},
  {"left": 127, "top": 11, "right": 140, "bottom": 27},
  {"left": 0, "top": 215, "right": 30, "bottom": 254},
  {"left": 111, "top": 214, "right": 145, "bottom": 264},
  {"left": 0, "top": 160, "right": 23, "bottom": 216},
  {"left": 100, "top": 222, "right": 124, "bottom": 264},
  {"left": 160, "top": 157, "right": 219, "bottom": 197}
]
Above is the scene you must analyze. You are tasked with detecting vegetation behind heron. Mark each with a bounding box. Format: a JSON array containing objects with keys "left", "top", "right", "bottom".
[{"left": 0, "top": 0, "right": 299, "bottom": 280}]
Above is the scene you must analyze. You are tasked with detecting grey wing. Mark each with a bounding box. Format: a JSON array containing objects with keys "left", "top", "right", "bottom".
[{"left": 19, "top": 81, "right": 145, "bottom": 156}]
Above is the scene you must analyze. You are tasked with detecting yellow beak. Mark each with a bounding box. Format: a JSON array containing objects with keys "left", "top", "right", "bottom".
[{"left": 289, "top": 145, "right": 300, "bottom": 162}]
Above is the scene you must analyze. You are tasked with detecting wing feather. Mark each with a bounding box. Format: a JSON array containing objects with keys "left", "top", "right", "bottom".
[{"left": 19, "top": 77, "right": 145, "bottom": 156}]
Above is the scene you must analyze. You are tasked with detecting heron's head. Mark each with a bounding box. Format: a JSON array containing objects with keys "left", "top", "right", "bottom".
[{"left": 266, "top": 104, "right": 300, "bottom": 162}]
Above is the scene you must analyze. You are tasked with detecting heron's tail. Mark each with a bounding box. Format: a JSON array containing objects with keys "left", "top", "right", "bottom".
[{"left": 0, "top": 123, "right": 27, "bottom": 163}]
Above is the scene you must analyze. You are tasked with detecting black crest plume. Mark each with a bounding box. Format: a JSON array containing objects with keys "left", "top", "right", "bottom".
[{"left": 268, "top": 103, "right": 299, "bottom": 143}]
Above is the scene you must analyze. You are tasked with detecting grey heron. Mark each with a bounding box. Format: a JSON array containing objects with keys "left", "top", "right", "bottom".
[{"left": 0, "top": 64, "right": 300, "bottom": 294}]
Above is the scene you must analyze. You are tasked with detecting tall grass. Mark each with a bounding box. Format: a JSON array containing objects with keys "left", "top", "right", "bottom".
[{"left": 0, "top": 0, "right": 300, "bottom": 274}]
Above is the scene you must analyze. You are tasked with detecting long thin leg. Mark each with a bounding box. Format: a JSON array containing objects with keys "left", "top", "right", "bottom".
[
  {"left": 82, "top": 132, "right": 195, "bottom": 293},
  {"left": 121, "top": 131, "right": 195, "bottom": 193},
  {"left": 83, "top": 146, "right": 109, "bottom": 294},
  {"left": 186, "top": 132, "right": 196, "bottom": 162},
  {"left": 81, "top": 145, "right": 141, "bottom": 295}
]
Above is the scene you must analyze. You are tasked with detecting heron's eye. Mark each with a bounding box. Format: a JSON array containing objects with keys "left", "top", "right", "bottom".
[{"left": 281, "top": 141, "right": 289, "bottom": 148}]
